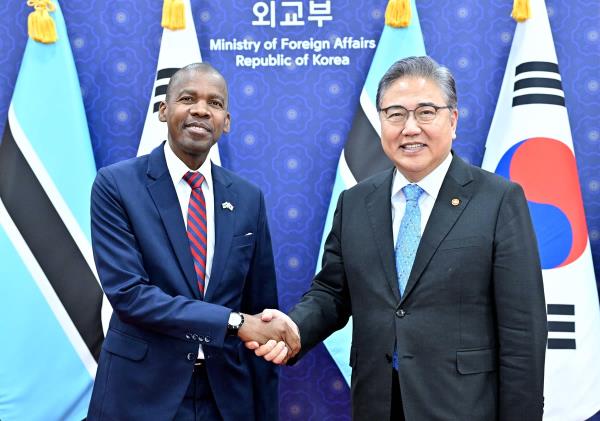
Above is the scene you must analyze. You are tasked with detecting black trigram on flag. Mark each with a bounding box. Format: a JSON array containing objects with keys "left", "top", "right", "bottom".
[
  {"left": 547, "top": 304, "right": 576, "bottom": 349},
  {"left": 512, "top": 61, "right": 565, "bottom": 107},
  {"left": 151, "top": 67, "right": 179, "bottom": 113}
]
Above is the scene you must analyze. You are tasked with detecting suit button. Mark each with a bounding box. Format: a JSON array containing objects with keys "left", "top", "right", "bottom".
[
  {"left": 198, "top": 336, "right": 204, "bottom": 342},
  {"left": 185, "top": 334, "right": 191, "bottom": 340},
  {"left": 186, "top": 353, "right": 195, "bottom": 361},
  {"left": 396, "top": 309, "right": 406, "bottom": 318},
  {"left": 205, "top": 336, "right": 212, "bottom": 343},
  {"left": 191, "top": 334, "right": 199, "bottom": 340}
]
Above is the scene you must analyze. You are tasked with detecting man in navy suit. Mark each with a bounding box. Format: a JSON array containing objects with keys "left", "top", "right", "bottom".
[{"left": 88, "top": 63, "right": 297, "bottom": 420}]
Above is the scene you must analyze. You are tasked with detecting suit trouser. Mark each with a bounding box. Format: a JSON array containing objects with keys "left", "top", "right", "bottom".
[
  {"left": 391, "top": 369, "right": 406, "bottom": 421},
  {"left": 173, "top": 363, "right": 222, "bottom": 421}
]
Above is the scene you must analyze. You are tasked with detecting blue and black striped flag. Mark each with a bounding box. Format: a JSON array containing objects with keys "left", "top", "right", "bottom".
[{"left": 0, "top": 1, "right": 103, "bottom": 419}]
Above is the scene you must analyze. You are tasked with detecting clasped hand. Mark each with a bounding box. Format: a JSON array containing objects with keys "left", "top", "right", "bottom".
[{"left": 238, "top": 309, "right": 300, "bottom": 365}]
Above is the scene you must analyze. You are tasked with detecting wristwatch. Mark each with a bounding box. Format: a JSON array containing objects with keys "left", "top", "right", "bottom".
[{"left": 227, "top": 312, "right": 244, "bottom": 336}]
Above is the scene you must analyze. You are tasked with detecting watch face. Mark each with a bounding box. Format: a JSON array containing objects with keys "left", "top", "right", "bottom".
[{"left": 229, "top": 312, "right": 242, "bottom": 327}]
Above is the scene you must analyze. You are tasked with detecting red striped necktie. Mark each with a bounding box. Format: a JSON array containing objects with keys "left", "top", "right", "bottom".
[{"left": 183, "top": 171, "right": 207, "bottom": 297}]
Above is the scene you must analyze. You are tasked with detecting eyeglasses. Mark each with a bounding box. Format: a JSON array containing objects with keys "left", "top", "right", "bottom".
[{"left": 379, "top": 104, "right": 452, "bottom": 125}]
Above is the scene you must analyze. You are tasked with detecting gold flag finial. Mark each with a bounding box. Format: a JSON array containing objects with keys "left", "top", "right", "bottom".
[
  {"left": 511, "top": 0, "right": 531, "bottom": 22},
  {"left": 27, "top": 0, "right": 58, "bottom": 44},
  {"left": 385, "top": 0, "right": 411, "bottom": 28},
  {"left": 162, "top": 0, "right": 186, "bottom": 30}
]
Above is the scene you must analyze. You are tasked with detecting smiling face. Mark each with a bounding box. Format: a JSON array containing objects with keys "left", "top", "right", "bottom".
[
  {"left": 159, "top": 69, "right": 231, "bottom": 169},
  {"left": 379, "top": 76, "right": 458, "bottom": 182}
]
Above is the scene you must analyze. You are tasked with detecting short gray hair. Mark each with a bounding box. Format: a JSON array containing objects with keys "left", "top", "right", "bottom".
[{"left": 376, "top": 56, "right": 457, "bottom": 110}]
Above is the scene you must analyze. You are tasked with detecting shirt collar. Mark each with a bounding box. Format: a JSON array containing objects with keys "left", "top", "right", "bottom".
[
  {"left": 391, "top": 152, "right": 453, "bottom": 201},
  {"left": 164, "top": 141, "right": 213, "bottom": 192}
]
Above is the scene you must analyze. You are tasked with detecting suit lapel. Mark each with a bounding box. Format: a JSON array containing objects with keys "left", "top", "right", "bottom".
[
  {"left": 401, "top": 154, "right": 474, "bottom": 302},
  {"left": 204, "top": 165, "right": 236, "bottom": 303},
  {"left": 365, "top": 168, "right": 401, "bottom": 302},
  {"left": 146, "top": 144, "right": 199, "bottom": 298}
]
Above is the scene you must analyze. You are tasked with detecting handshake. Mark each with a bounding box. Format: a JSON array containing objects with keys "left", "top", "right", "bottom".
[{"left": 238, "top": 309, "right": 301, "bottom": 365}]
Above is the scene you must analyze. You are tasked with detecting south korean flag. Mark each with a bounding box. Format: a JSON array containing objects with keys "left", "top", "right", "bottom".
[{"left": 137, "top": 0, "right": 221, "bottom": 165}]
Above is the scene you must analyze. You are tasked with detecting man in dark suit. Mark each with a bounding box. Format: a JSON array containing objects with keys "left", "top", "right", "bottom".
[
  {"left": 250, "top": 56, "right": 547, "bottom": 420},
  {"left": 88, "top": 63, "right": 297, "bottom": 420}
]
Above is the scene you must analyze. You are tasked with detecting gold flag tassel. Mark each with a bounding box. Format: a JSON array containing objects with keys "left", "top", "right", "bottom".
[
  {"left": 385, "top": 0, "right": 411, "bottom": 28},
  {"left": 27, "top": 0, "right": 58, "bottom": 44},
  {"left": 511, "top": 0, "right": 531, "bottom": 22},
  {"left": 162, "top": 0, "right": 185, "bottom": 30}
]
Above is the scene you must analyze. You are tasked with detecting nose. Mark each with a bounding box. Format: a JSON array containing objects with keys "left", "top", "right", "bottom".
[
  {"left": 189, "top": 100, "right": 209, "bottom": 117},
  {"left": 401, "top": 111, "right": 421, "bottom": 135}
]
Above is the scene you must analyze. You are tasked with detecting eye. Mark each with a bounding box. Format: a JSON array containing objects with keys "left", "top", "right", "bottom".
[
  {"left": 386, "top": 108, "right": 407, "bottom": 120},
  {"left": 179, "top": 96, "right": 193, "bottom": 103},
  {"left": 417, "top": 107, "right": 436, "bottom": 117},
  {"left": 209, "top": 99, "right": 224, "bottom": 108}
]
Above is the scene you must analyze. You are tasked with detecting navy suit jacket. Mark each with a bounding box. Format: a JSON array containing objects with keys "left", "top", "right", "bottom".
[
  {"left": 290, "top": 154, "right": 547, "bottom": 420},
  {"left": 88, "top": 144, "right": 279, "bottom": 420}
]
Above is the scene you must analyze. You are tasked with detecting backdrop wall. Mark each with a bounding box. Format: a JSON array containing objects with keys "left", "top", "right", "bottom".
[{"left": 1, "top": 1, "right": 598, "bottom": 419}]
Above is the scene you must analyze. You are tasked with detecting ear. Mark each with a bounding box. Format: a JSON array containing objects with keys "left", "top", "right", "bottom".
[
  {"left": 158, "top": 101, "right": 167, "bottom": 122},
  {"left": 450, "top": 108, "right": 458, "bottom": 129},
  {"left": 223, "top": 112, "right": 231, "bottom": 133},
  {"left": 450, "top": 107, "right": 458, "bottom": 132}
]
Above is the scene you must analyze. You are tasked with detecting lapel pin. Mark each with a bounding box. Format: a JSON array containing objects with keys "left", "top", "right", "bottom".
[
  {"left": 451, "top": 198, "right": 461, "bottom": 206},
  {"left": 221, "top": 201, "right": 234, "bottom": 211}
]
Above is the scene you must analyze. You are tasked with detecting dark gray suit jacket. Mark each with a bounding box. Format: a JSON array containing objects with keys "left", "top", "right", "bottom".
[{"left": 290, "top": 154, "right": 547, "bottom": 420}]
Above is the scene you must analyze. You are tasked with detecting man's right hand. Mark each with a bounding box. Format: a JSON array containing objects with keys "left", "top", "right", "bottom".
[{"left": 238, "top": 311, "right": 300, "bottom": 364}]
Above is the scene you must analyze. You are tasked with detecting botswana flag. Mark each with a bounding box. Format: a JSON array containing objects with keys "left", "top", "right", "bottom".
[
  {"left": 318, "top": 0, "right": 426, "bottom": 385},
  {"left": 0, "top": 1, "right": 103, "bottom": 419}
]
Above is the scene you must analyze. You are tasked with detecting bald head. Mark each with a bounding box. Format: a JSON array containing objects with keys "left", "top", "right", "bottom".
[{"left": 165, "top": 63, "right": 228, "bottom": 104}]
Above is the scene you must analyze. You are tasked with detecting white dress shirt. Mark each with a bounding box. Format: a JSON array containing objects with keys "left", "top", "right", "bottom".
[
  {"left": 391, "top": 153, "right": 453, "bottom": 246},
  {"left": 164, "top": 143, "right": 216, "bottom": 358}
]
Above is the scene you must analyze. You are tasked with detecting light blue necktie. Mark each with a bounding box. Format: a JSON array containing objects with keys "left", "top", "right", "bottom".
[
  {"left": 395, "top": 184, "right": 424, "bottom": 297},
  {"left": 393, "top": 184, "right": 424, "bottom": 370}
]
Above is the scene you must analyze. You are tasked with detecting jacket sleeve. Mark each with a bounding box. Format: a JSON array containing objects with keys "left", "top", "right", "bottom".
[
  {"left": 91, "top": 168, "right": 231, "bottom": 347},
  {"left": 289, "top": 191, "right": 352, "bottom": 361},
  {"left": 493, "top": 182, "right": 547, "bottom": 420}
]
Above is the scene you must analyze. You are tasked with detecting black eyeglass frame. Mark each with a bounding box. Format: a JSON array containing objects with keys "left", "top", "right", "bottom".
[{"left": 378, "top": 104, "right": 453, "bottom": 124}]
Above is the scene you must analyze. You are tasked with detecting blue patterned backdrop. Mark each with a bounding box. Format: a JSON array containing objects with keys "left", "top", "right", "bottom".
[{"left": 1, "top": 1, "right": 598, "bottom": 419}]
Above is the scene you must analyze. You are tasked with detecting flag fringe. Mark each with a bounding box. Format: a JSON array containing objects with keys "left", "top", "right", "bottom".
[
  {"left": 27, "top": 0, "right": 58, "bottom": 44},
  {"left": 385, "top": 0, "right": 411, "bottom": 28},
  {"left": 162, "top": 0, "right": 185, "bottom": 30},
  {"left": 511, "top": 0, "right": 531, "bottom": 22}
]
